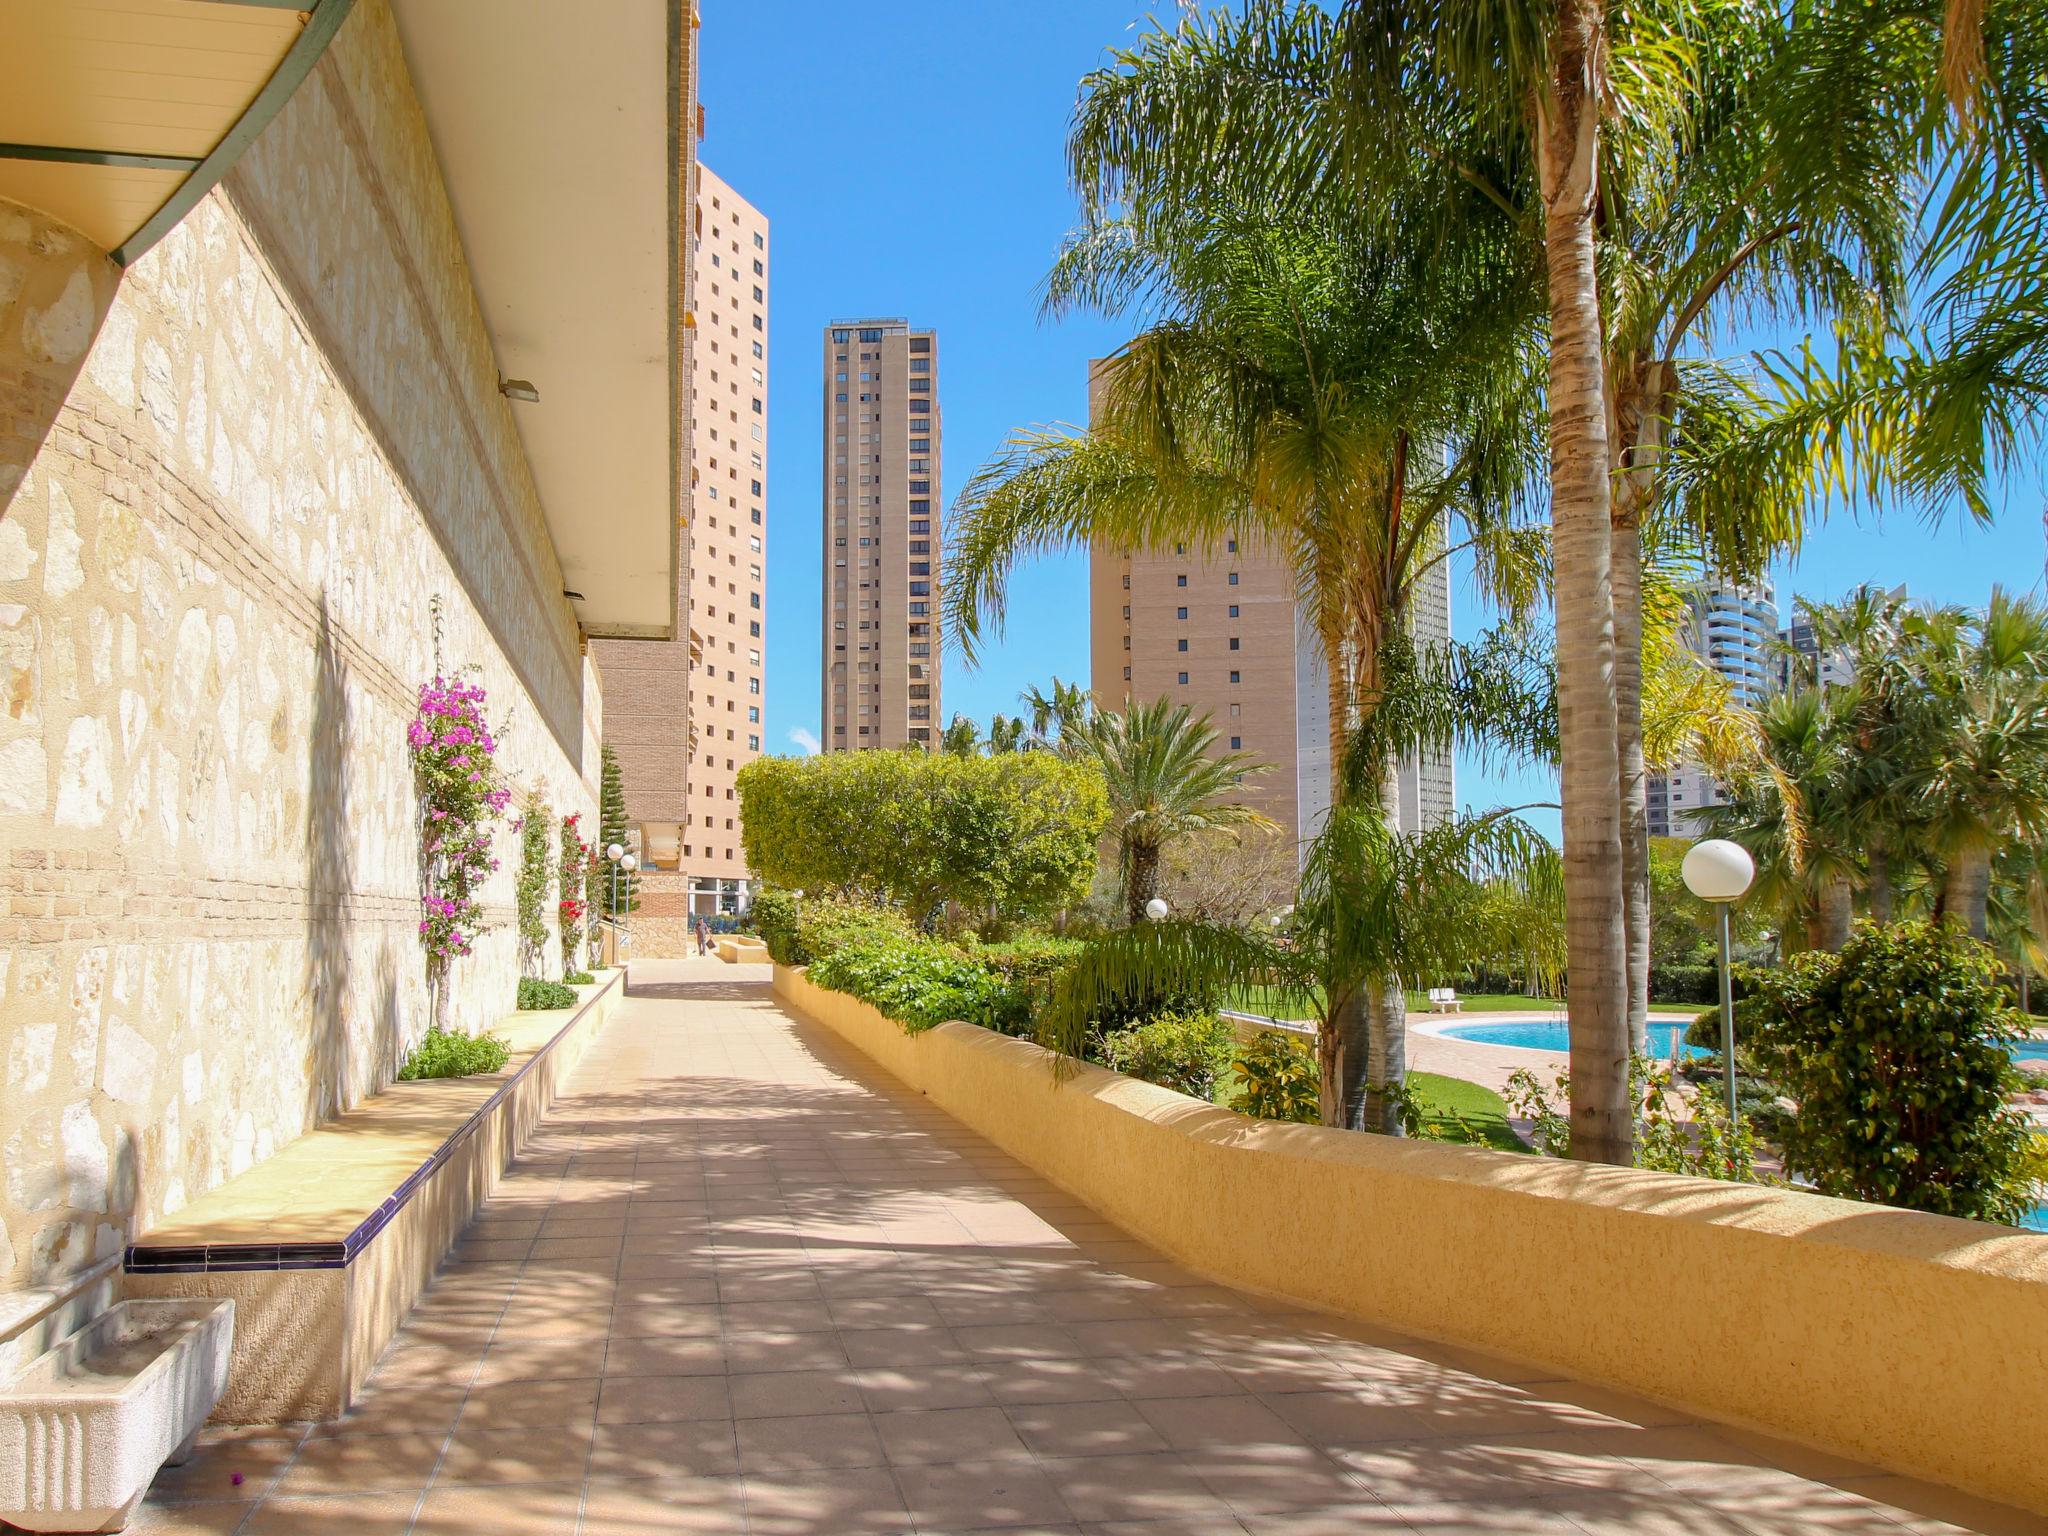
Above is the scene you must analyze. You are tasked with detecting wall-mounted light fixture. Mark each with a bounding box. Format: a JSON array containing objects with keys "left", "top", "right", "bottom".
[{"left": 498, "top": 376, "right": 539, "bottom": 403}]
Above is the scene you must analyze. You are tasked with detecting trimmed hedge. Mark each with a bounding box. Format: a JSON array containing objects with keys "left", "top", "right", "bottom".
[{"left": 807, "top": 937, "right": 1011, "bottom": 1034}]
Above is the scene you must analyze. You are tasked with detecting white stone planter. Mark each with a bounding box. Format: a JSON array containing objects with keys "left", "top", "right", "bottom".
[{"left": 0, "top": 1299, "right": 235, "bottom": 1533}]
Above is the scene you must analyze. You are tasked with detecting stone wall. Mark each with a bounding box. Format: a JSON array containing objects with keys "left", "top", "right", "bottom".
[{"left": 0, "top": 0, "right": 599, "bottom": 1301}]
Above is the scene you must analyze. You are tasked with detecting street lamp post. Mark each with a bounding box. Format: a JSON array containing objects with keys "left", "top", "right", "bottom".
[{"left": 1681, "top": 838, "right": 1756, "bottom": 1126}]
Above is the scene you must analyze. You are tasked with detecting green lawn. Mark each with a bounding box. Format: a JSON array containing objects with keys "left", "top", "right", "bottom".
[
  {"left": 1224, "top": 986, "right": 1563, "bottom": 1019},
  {"left": 1410, "top": 1071, "right": 1529, "bottom": 1153}
]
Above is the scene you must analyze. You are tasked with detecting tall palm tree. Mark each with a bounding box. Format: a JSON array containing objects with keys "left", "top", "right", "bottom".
[
  {"left": 947, "top": 197, "right": 1548, "bottom": 1131},
  {"left": 1067, "top": 697, "right": 1278, "bottom": 926}
]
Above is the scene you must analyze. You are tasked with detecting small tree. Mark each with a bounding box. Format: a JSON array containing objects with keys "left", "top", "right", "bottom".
[
  {"left": 584, "top": 828, "right": 606, "bottom": 967},
  {"left": 514, "top": 792, "right": 553, "bottom": 980},
  {"left": 559, "top": 811, "right": 590, "bottom": 976},
  {"left": 598, "top": 743, "right": 638, "bottom": 912},
  {"left": 1747, "top": 921, "right": 2039, "bottom": 1223}
]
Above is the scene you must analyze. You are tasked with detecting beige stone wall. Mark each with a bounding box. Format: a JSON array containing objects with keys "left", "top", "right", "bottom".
[
  {"left": 0, "top": 201, "right": 121, "bottom": 521},
  {"left": 0, "top": 0, "right": 598, "bottom": 1299}
]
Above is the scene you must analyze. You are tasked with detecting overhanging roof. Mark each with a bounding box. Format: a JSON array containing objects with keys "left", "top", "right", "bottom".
[
  {"left": 0, "top": 0, "right": 353, "bottom": 264},
  {"left": 392, "top": 0, "right": 688, "bottom": 640}
]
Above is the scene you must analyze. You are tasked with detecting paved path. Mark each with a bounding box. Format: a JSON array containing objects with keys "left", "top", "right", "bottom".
[{"left": 133, "top": 960, "right": 2037, "bottom": 1535}]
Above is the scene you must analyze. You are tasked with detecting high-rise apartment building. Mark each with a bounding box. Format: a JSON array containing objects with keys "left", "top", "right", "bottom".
[
  {"left": 589, "top": 162, "right": 769, "bottom": 916},
  {"left": 1086, "top": 362, "right": 1451, "bottom": 850},
  {"left": 821, "top": 319, "right": 941, "bottom": 749},
  {"left": 1646, "top": 578, "right": 1777, "bottom": 838}
]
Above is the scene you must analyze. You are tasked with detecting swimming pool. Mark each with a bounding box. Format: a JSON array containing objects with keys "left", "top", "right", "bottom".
[
  {"left": 1442, "top": 1019, "right": 2048, "bottom": 1065},
  {"left": 1440, "top": 1019, "right": 1706, "bottom": 1057}
]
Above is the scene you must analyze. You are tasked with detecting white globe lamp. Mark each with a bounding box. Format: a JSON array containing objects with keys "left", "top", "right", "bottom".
[
  {"left": 1143, "top": 897, "right": 1170, "bottom": 923},
  {"left": 606, "top": 843, "right": 624, "bottom": 862},
  {"left": 1682, "top": 838, "right": 1754, "bottom": 1127},
  {"left": 1681, "top": 839, "right": 1754, "bottom": 904}
]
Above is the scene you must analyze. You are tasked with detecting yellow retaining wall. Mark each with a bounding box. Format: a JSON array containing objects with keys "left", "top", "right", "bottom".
[
  {"left": 776, "top": 964, "right": 2048, "bottom": 1515},
  {"left": 128, "top": 971, "right": 622, "bottom": 1422}
]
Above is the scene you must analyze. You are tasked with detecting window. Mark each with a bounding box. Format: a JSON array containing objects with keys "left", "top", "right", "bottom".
[
  {"left": 909, "top": 540, "right": 929, "bottom": 554},
  {"left": 910, "top": 399, "right": 929, "bottom": 413},
  {"left": 910, "top": 336, "right": 930, "bottom": 352},
  {"left": 1230, "top": 736, "right": 1242, "bottom": 750},
  {"left": 1176, "top": 574, "right": 1187, "bottom": 588},
  {"left": 1176, "top": 606, "right": 1187, "bottom": 620},
  {"left": 909, "top": 582, "right": 929, "bottom": 596},
  {"left": 750, "top": 478, "right": 762, "bottom": 496},
  {"left": 832, "top": 329, "right": 849, "bottom": 343},
  {"left": 747, "top": 706, "right": 760, "bottom": 723},
  {"left": 748, "top": 734, "right": 760, "bottom": 751},
  {"left": 909, "top": 520, "right": 930, "bottom": 534},
  {"left": 910, "top": 438, "right": 930, "bottom": 452},
  {"left": 836, "top": 372, "right": 847, "bottom": 383},
  {"left": 752, "top": 285, "right": 763, "bottom": 301},
  {"left": 1177, "top": 671, "right": 1189, "bottom": 684},
  {"left": 1229, "top": 637, "right": 1240, "bottom": 651},
  {"left": 909, "top": 480, "right": 930, "bottom": 493},
  {"left": 1176, "top": 639, "right": 1188, "bottom": 652},
  {"left": 752, "top": 341, "right": 763, "bottom": 358},
  {"left": 909, "top": 561, "right": 930, "bottom": 576},
  {"left": 749, "top": 621, "right": 760, "bottom": 637},
  {"left": 1228, "top": 571, "right": 1239, "bottom": 585},
  {"left": 1173, "top": 542, "right": 1185, "bottom": 555},
  {"left": 1230, "top": 670, "right": 1241, "bottom": 683},
  {"left": 1227, "top": 539, "right": 1238, "bottom": 553},
  {"left": 859, "top": 328, "right": 882, "bottom": 342},
  {"left": 754, "top": 232, "right": 765, "bottom": 248},
  {"left": 1228, "top": 604, "right": 1239, "bottom": 618},
  {"left": 910, "top": 501, "right": 930, "bottom": 515},
  {"left": 909, "top": 601, "right": 929, "bottom": 615},
  {"left": 748, "top": 677, "right": 761, "bottom": 695},
  {"left": 753, "top": 259, "right": 763, "bottom": 275},
  {"left": 750, "top": 398, "right": 762, "bottom": 414}
]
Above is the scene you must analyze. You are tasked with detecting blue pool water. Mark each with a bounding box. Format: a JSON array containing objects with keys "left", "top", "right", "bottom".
[
  {"left": 1443, "top": 1018, "right": 2048, "bottom": 1064},
  {"left": 1442, "top": 1019, "right": 1705, "bottom": 1057}
]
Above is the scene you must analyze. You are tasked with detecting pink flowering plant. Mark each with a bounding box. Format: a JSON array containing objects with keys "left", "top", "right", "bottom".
[
  {"left": 560, "top": 812, "right": 593, "bottom": 976},
  {"left": 409, "top": 602, "right": 510, "bottom": 1021}
]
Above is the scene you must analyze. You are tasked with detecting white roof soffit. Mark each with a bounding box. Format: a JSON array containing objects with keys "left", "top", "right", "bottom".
[{"left": 393, "top": 0, "right": 683, "bottom": 640}]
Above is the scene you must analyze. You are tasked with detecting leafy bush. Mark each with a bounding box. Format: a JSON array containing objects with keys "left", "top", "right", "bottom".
[
  {"left": 563, "top": 970, "right": 594, "bottom": 986},
  {"left": 1098, "top": 1010, "right": 1236, "bottom": 1100},
  {"left": 1228, "top": 1030, "right": 1320, "bottom": 1123},
  {"left": 1745, "top": 921, "right": 2039, "bottom": 1223},
  {"left": 517, "top": 977, "right": 578, "bottom": 1011},
  {"left": 959, "top": 934, "right": 1087, "bottom": 1035},
  {"left": 808, "top": 937, "right": 1008, "bottom": 1033},
  {"left": 399, "top": 1027, "right": 512, "bottom": 1080},
  {"left": 750, "top": 888, "right": 801, "bottom": 963}
]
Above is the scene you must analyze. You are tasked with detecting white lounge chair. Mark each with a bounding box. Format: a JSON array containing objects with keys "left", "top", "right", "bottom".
[{"left": 1428, "top": 987, "right": 1464, "bottom": 1014}]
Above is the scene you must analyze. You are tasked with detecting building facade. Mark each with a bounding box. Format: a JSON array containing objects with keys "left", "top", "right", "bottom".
[
  {"left": 0, "top": 0, "right": 687, "bottom": 1324},
  {"left": 1647, "top": 578, "right": 1779, "bottom": 838},
  {"left": 589, "top": 162, "right": 769, "bottom": 922},
  {"left": 1085, "top": 363, "right": 1452, "bottom": 850},
  {"left": 821, "top": 319, "right": 941, "bottom": 749}
]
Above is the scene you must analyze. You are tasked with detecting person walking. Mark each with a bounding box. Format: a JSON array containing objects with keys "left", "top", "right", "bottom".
[{"left": 695, "top": 917, "right": 710, "bottom": 957}]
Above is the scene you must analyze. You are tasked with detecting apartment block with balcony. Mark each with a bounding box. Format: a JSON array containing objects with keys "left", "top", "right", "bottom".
[
  {"left": 821, "top": 319, "right": 941, "bottom": 749},
  {"left": 1647, "top": 578, "right": 1779, "bottom": 838}
]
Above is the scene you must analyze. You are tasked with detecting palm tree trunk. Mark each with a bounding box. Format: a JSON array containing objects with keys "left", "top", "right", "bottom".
[
  {"left": 1818, "top": 875, "right": 1854, "bottom": 950},
  {"left": 1359, "top": 979, "right": 1408, "bottom": 1134},
  {"left": 1538, "top": 5, "right": 1631, "bottom": 1166},
  {"left": 1942, "top": 846, "right": 1993, "bottom": 942},
  {"left": 1125, "top": 839, "right": 1161, "bottom": 927},
  {"left": 1867, "top": 844, "right": 1893, "bottom": 925},
  {"left": 1611, "top": 511, "right": 1650, "bottom": 1054}
]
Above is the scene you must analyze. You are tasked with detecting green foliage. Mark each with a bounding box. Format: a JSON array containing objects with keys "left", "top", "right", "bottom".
[
  {"left": 737, "top": 750, "right": 1108, "bottom": 923},
  {"left": 749, "top": 888, "right": 802, "bottom": 964},
  {"left": 398, "top": 1027, "right": 512, "bottom": 1080},
  {"left": 1402, "top": 1073, "right": 1527, "bottom": 1153},
  {"left": 598, "top": 744, "right": 638, "bottom": 912},
  {"left": 516, "top": 977, "right": 577, "bottom": 1011},
  {"left": 1745, "top": 921, "right": 2040, "bottom": 1223},
  {"left": 1506, "top": 1057, "right": 1765, "bottom": 1179},
  {"left": 559, "top": 812, "right": 591, "bottom": 976},
  {"left": 807, "top": 937, "right": 1009, "bottom": 1034},
  {"left": 959, "top": 934, "right": 1089, "bottom": 1035},
  {"left": 789, "top": 896, "right": 914, "bottom": 969},
  {"left": 1098, "top": 1010, "right": 1236, "bottom": 1100},
  {"left": 562, "top": 971, "right": 594, "bottom": 986},
  {"left": 514, "top": 795, "right": 553, "bottom": 980},
  {"left": 1229, "top": 1031, "right": 1321, "bottom": 1124}
]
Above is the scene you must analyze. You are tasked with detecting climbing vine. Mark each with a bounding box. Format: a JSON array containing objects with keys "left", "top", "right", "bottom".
[
  {"left": 513, "top": 790, "right": 553, "bottom": 980},
  {"left": 408, "top": 599, "right": 509, "bottom": 1024},
  {"left": 560, "top": 811, "right": 592, "bottom": 977}
]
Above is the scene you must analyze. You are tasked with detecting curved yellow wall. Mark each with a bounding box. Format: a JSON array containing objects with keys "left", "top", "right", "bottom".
[{"left": 775, "top": 965, "right": 2048, "bottom": 1514}]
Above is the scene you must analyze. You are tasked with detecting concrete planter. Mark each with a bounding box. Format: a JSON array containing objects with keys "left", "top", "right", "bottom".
[{"left": 0, "top": 1299, "right": 234, "bottom": 1533}]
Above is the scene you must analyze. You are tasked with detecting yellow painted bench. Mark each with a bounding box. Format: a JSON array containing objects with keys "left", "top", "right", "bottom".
[{"left": 123, "top": 971, "right": 624, "bottom": 1423}]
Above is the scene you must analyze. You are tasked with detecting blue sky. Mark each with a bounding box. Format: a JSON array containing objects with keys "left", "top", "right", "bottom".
[{"left": 699, "top": 2, "right": 2046, "bottom": 835}]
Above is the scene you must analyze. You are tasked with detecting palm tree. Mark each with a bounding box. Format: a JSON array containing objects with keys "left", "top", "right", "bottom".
[
  {"left": 947, "top": 196, "right": 1549, "bottom": 1131},
  {"left": 1064, "top": 697, "right": 1277, "bottom": 926},
  {"left": 1916, "top": 590, "right": 2048, "bottom": 940},
  {"left": 1037, "top": 801, "right": 1563, "bottom": 1136}
]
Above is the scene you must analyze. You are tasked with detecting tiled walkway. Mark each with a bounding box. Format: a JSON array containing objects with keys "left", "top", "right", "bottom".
[{"left": 130, "top": 960, "right": 2040, "bottom": 1535}]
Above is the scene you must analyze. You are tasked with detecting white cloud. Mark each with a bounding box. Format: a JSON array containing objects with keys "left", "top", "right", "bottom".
[{"left": 787, "top": 727, "right": 821, "bottom": 757}]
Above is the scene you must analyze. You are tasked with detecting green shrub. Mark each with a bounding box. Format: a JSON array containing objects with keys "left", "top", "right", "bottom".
[
  {"left": 516, "top": 977, "right": 578, "bottom": 1011},
  {"left": 563, "top": 970, "right": 595, "bottom": 986},
  {"left": 399, "top": 1028, "right": 512, "bottom": 1080},
  {"left": 808, "top": 937, "right": 1008, "bottom": 1033},
  {"left": 1746, "top": 921, "right": 2039, "bottom": 1223},
  {"left": 959, "top": 934, "right": 1087, "bottom": 1035},
  {"left": 1229, "top": 1029, "right": 1320, "bottom": 1123},
  {"left": 1099, "top": 1010, "right": 1236, "bottom": 1101},
  {"left": 749, "top": 888, "right": 801, "bottom": 963}
]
